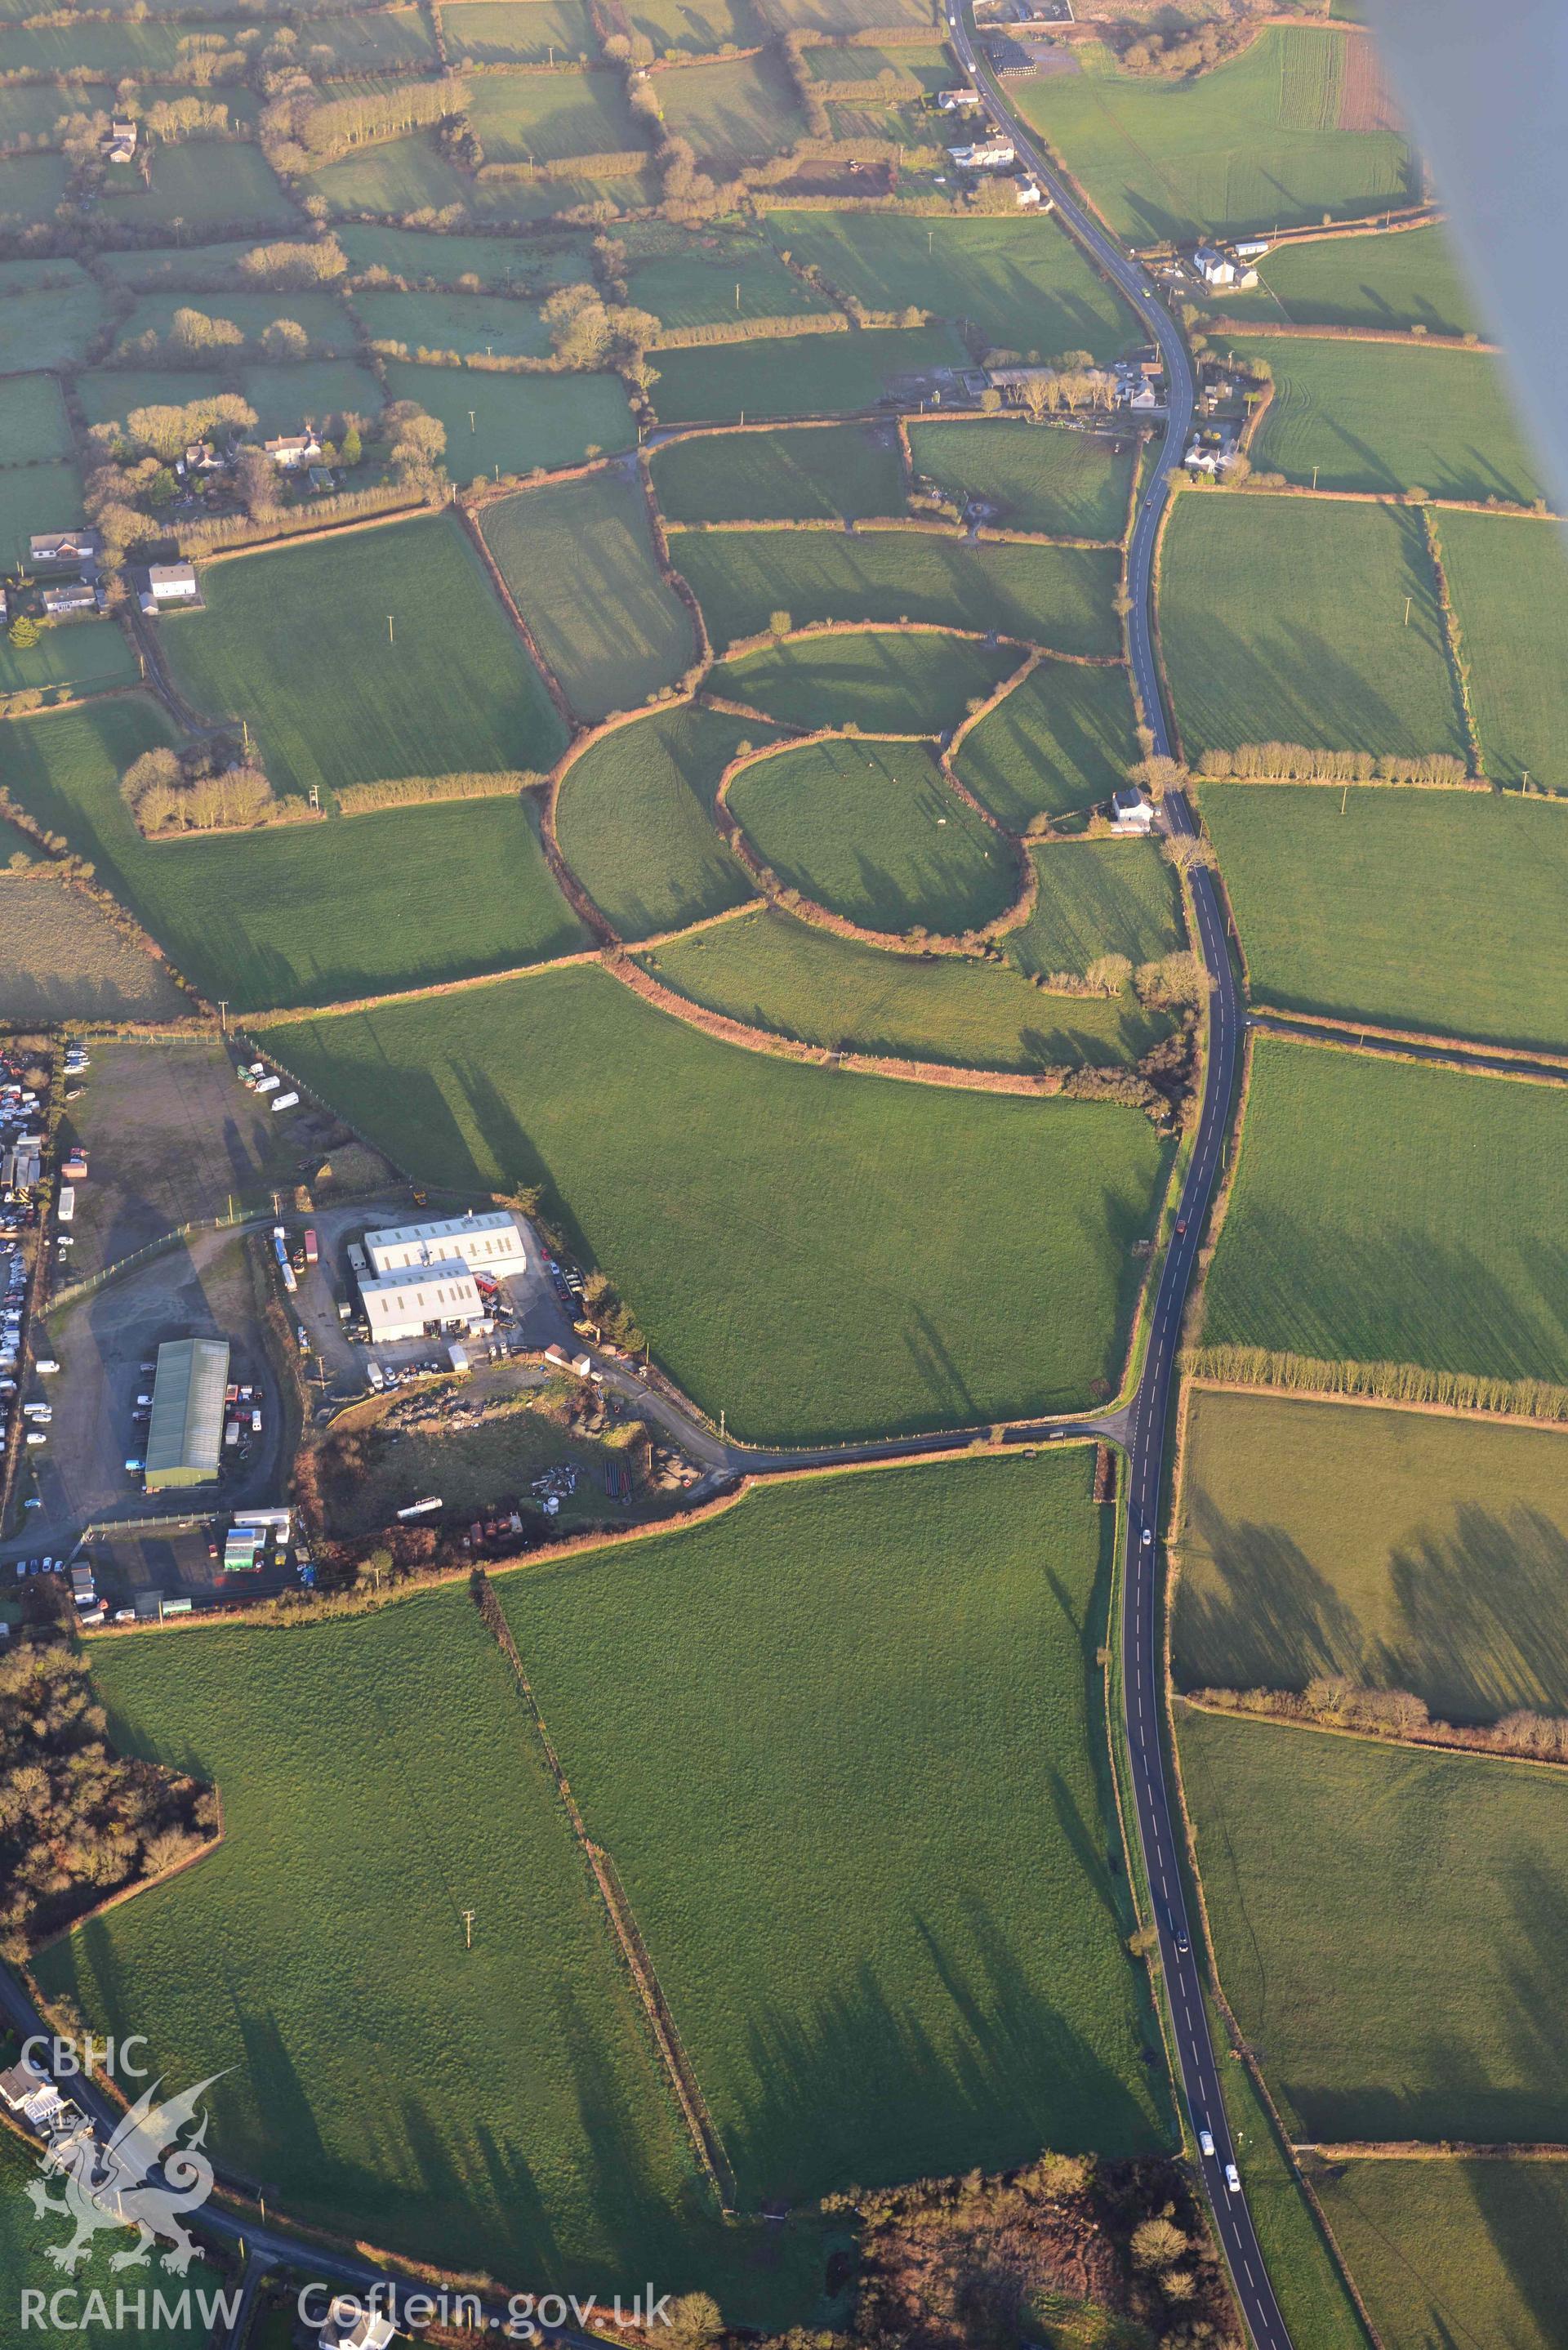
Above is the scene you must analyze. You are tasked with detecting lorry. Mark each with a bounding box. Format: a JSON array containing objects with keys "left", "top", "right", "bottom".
[{"left": 304, "top": 1228, "right": 318, "bottom": 1266}]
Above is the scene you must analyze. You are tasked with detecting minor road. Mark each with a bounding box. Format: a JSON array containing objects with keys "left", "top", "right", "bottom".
[{"left": 946, "top": 16, "right": 1292, "bottom": 2344}]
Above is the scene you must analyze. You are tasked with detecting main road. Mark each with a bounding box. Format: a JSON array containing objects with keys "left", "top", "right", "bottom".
[{"left": 944, "top": 19, "right": 1293, "bottom": 2345}]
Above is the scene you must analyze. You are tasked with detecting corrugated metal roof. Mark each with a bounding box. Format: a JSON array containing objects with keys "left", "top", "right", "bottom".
[{"left": 146, "top": 1337, "right": 230, "bottom": 1486}]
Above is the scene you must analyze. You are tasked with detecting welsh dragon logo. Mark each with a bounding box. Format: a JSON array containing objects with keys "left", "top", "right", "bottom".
[{"left": 26, "top": 2075, "right": 224, "bottom": 2274}]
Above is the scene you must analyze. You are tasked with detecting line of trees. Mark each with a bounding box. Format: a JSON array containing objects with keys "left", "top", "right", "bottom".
[
  {"left": 1191, "top": 1676, "right": 1568, "bottom": 1768},
  {"left": 1196, "top": 742, "right": 1474, "bottom": 785},
  {"left": 1186, "top": 1344, "right": 1568, "bottom": 1422}
]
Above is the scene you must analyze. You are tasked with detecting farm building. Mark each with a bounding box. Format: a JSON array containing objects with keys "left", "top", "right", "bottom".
[
  {"left": 147, "top": 563, "right": 198, "bottom": 604},
  {"left": 363, "top": 1210, "right": 525, "bottom": 1278},
  {"left": 1109, "top": 787, "right": 1155, "bottom": 836},
  {"left": 358, "top": 1262, "right": 486, "bottom": 1344},
  {"left": 145, "top": 1336, "right": 231, "bottom": 1492}
]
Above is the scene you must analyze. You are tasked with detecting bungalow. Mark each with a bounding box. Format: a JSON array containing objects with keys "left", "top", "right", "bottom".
[
  {"left": 936, "top": 87, "right": 982, "bottom": 110},
  {"left": 1109, "top": 787, "right": 1154, "bottom": 836},
  {"left": 42, "top": 580, "right": 98, "bottom": 618},
  {"left": 948, "top": 136, "right": 1016, "bottom": 170},
  {"left": 264, "top": 431, "right": 324, "bottom": 470},
  {"left": 28, "top": 528, "right": 102, "bottom": 570}
]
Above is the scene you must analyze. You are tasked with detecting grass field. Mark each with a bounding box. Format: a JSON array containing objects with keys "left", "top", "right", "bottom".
[
  {"left": 0, "top": 698, "right": 586, "bottom": 1011},
  {"left": 908, "top": 418, "right": 1134, "bottom": 539},
  {"left": 639, "top": 904, "right": 1169, "bottom": 1070},
  {"left": 1008, "top": 838, "right": 1183, "bottom": 979},
  {"left": 951, "top": 657, "right": 1139, "bottom": 827},
  {"left": 709, "top": 627, "right": 1016, "bottom": 732},
  {"left": 764, "top": 211, "right": 1137, "bottom": 363},
  {"left": 1198, "top": 783, "right": 1568, "bottom": 1050},
  {"left": 1313, "top": 2159, "right": 1568, "bottom": 2350},
  {"left": 1177, "top": 1707, "right": 1568, "bottom": 2143},
  {"left": 481, "top": 472, "right": 696, "bottom": 720},
  {"left": 1202, "top": 1037, "right": 1568, "bottom": 1384},
  {"left": 1160, "top": 494, "right": 1463, "bottom": 759},
  {"left": 78, "top": 363, "right": 220, "bottom": 430},
  {"left": 236, "top": 357, "right": 383, "bottom": 437},
  {"left": 651, "top": 420, "right": 903, "bottom": 522},
  {"left": 162, "top": 513, "right": 564, "bottom": 799},
  {"left": 1174, "top": 1386, "right": 1568, "bottom": 1723},
  {"left": 357, "top": 285, "right": 551, "bottom": 359},
  {"left": 307, "top": 136, "right": 658, "bottom": 223},
  {"left": 728, "top": 737, "right": 1015, "bottom": 934},
  {"left": 1014, "top": 28, "right": 1416, "bottom": 244},
  {"left": 441, "top": 0, "right": 597, "bottom": 64},
  {"left": 270, "top": 961, "right": 1171, "bottom": 1441},
  {"left": 0, "top": 457, "right": 82, "bottom": 568},
  {"left": 0, "top": 609, "right": 136, "bottom": 701},
  {"left": 0, "top": 872, "right": 190, "bottom": 1023},
  {"left": 554, "top": 703, "right": 766, "bottom": 938},
  {"left": 466, "top": 68, "right": 641, "bottom": 163},
  {"left": 0, "top": 265, "right": 105, "bottom": 372},
  {"left": 652, "top": 50, "right": 807, "bottom": 165},
  {"left": 501, "top": 1452, "right": 1168, "bottom": 2202},
  {"left": 648, "top": 320, "right": 967, "bottom": 423},
  {"left": 37, "top": 1591, "right": 813, "bottom": 2314},
  {"left": 1209, "top": 222, "right": 1482, "bottom": 334},
  {"left": 1229, "top": 336, "right": 1543, "bottom": 502},
  {"left": 384, "top": 359, "right": 634, "bottom": 479},
  {"left": 632, "top": 233, "right": 831, "bottom": 331},
  {"left": 306, "top": 4, "right": 437, "bottom": 67},
  {"left": 674, "top": 528, "right": 1120, "bottom": 653},
  {"left": 1440, "top": 511, "right": 1568, "bottom": 790},
  {"left": 337, "top": 221, "right": 594, "bottom": 290},
  {"left": 0, "top": 154, "right": 70, "bottom": 234},
  {"left": 96, "top": 141, "right": 296, "bottom": 233},
  {"left": 623, "top": 0, "right": 768, "bottom": 50},
  {"left": 774, "top": 0, "right": 938, "bottom": 29},
  {"left": 0, "top": 2125, "right": 220, "bottom": 2347},
  {"left": 114, "top": 286, "right": 354, "bottom": 359}
]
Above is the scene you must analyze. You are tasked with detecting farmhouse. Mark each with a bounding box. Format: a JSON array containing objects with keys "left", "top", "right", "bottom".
[
  {"left": 948, "top": 136, "right": 1017, "bottom": 170},
  {"left": 143, "top": 563, "right": 199, "bottom": 611},
  {"left": 28, "top": 529, "right": 102, "bottom": 570},
  {"left": 358, "top": 1261, "right": 486, "bottom": 1344},
  {"left": 364, "top": 1209, "right": 526, "bottom": 1278},
  {"left": 1109, "top": 787, "right": 1155, "bottom": 836},
  {"left": 1192, "top": 244, "right": 1258, "bottom": 291},
  {"left": 103, "top": 117, "right": 138, "bottom": 163},
  {"left": 264, "top": 432, "right": 324, "bottom": 470},
  {"left": 145, "top": 1336, "right": 231, "bottom": 1492}
]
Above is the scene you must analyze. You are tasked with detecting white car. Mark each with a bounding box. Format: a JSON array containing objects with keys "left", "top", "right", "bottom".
[
  {"left": 1198, "top": 2128, "right": 1215, "bottom": 2158},
  {"left": 1225, "top": 2163, "right": 1241, "bottom": 2195}
]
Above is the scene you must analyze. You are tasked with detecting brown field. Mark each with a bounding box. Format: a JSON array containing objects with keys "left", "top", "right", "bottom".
[
  {"left": 1339, "top": 27, "right": 1401, "bottom": 133},
  {"left": 0, "top": 874, "right": 189, "bottom": 1023}
]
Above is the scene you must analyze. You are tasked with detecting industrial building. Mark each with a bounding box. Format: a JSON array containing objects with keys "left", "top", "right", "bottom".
[
  {"left": 359, "top": 1262, "right": 485, "bottom": 1344},
  {"left": 145, "top": 1337, "right": 230, "bottom": 1492},
  {"left": 363, "top": 1211, "right": 525, "bottom": 1279}
]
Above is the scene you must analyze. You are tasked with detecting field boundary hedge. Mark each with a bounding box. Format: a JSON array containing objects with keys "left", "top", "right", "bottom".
[
  {"left": 1250, "top": 1006, "right": 1568, "bottom": 1075},
  {"left": 1420, "top": 503, "right": 1485, "bottom": 775},
  {"left": 1301, "top": 2141, "right": 1568, "bottom": 2161},
  {"left": 1224, "top": 319, "right": 1499, "bottom": 351},
  {"left": 1182, "top": 1350, "right": 1568, "bottom": 1425},
  {"left": 1185, "top": 1681, "right": 1568, "bottom": 1771},
  {"left": 457, "top": 497, "right": 576, "bottom": 732},
  {"left": 334, "top": 771, "right": 541, "bottom": 814}
]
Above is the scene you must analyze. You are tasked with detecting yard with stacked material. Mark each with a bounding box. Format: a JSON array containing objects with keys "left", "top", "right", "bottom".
[
  {"left": 1312, "top": 2159, "right": 1568, "bottom": 2350},
  {"left": 763, "top": 212, "right": 1138, "bottom": 362},
  {"left": 673, "top": 529, "right": 1120, "bottom": 653},
  {"left": 1008, "top": 840, "right": 1183, "bottom": 980},
  {"left": 1228, "top": 335, "right": 1542, "bottom": 502},
  {"left": 501, "top": 1453, "right": 1168, "bottom": 2204},
  {"left": 649, "top": 421, "right": 904, "bottom": 524},
  {"left": 35, "top": 1590, "right": 820, "bottom": 2321},
  {"left": 710, "top": 628, "right": 1018, "bottom": 734},
  {"left": 0, "top": 701, "right": 586, "bottom": 1012},
  {"left": 952, "top": 657, "right": 1141, "bottom": 827},
  {"left": 1207, "top": 221, "right": 1481, "bottom": 334},
  {"left": 383, "top": 359, "right": 635, "bottom": 480},
  {"left": 1173, "top": 1386, "right": 1568, "bottom": 1721},
  {"left": 1198, "top": 784, "right": 1568, "bottom": 1050},
  {"left": 728, "top": 738, "right": 1017, "bottom": 937},
  {"left": 480, "top": 472, "right": 696, "bottom": 720},
  {"left": 908, "top": 419, "right": 1136, "bottom": 539},
  {"left": 1160, "top": 493, "right": 1463, "bottom": 760},
  {"left": 1201, "top": 1037, "right": 1568, "bottom": 1384},
  {"left": 638, "top": 907, "right": 1171, "bottom": 1072},
  {"left": 1176, "top": 1706, "right": 1568, "bottom": 2144},
  {"left": 270, "top": 961, "right": 1171, "bottom": 1443},
  {"left": 648, "top": 321, "right": 966, "bottom": 424},
  {"left": 1014, "top": 26, "right": 1416, "bottom": 244},
  {"left": 553, "top": 703, "right": 769, "bottom": 939},
  {"left": 1438, "top": 510, "right": 1568, "bottom": 790},
  {"left": 158, "top": 514, "right": 565, "bottom": 800}
]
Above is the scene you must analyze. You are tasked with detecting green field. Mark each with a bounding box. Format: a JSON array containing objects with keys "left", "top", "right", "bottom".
[
  {"left": 37, "top": 1590, "right": 797, "bottom": 2312},
  {"left": 630, "top": 228, "right": 830, "bottom": 328},
  {"left": 554, "top": 702, "right": 767, "bottom": 938},
  {"left": 0, "top": 699, "right": 586, "bottom": 1012},
  {"left": 0, "top": 609, "right": 136, "bottom": 701},
  {"left": 1161, "top": 493, "right": 1463, "bottom": 759},
  {"left": 1174, "top": 1386, "right": 1568, "bottom": 1723},
  {"left": 1009, "top": 839, "right": 1183, "bottom": 979},
  {"left": 648, "top": 320, "right": 967, "bottom": 423},
  {"left": 639, "top": 904, "right": 1169, "bottom": 1071},
  {"left": 1440, "top": 510, "right": 1568, "bottom": 790},
  {"left": 94, "top": 243, "right": 259, "bottom": 290},
  {"left": 271, "top": 961, "right": 1170, "bottom": 1442},
  {"left": 651, "top": 421, "right": 904, "bottom": 522},
  {"left": 908, "top": 417, "right": 1134, "bottom": 539},
  {"left": 96, "top": 142, "right": 297, "bottom": 233},
  {"left": 1230, "top": 335, "right": 1543, "bottom": 502},
  {"left": 1314, "top": 2159, "right": 1568, "bottom": 2350},
  {"left": 306, "top": 5, "right": 438, "bottom": 67},
  {"left": 0, "top": 2126, "right": 221, "bottom": 2348},
  {"left": 481, "top": 471, "right": 696, "bottom": 720},
  {"left": 1178, "top": 1707, "right": 1568, "bottom": 2143},
  {"left": 0, "top": 154, "right": 70, "bottom": 234},
  {"left": 357, "top": 285, "right": 551, "bottom": 359},
  {"left": 307, "top": 135, "right": 658, "bottom": 224},
  {"left": 162, "top": 514, "right": 564, "bottom": 800},
  {"left": 674, "top": 528, "right": 1120, "bottom": 653},
  {"left": 1199, "top": 783, "right": 1568, "bottom": 1050},
  {"left": 764, "top": 211, "right": 1137, "bottom": 363},
  {"left": 951, "top": 656, "right": 1139, "bottom": 827},
  {"left": 441, "top": 0, "right": 597, "bottom": 63},
  {"left": 0, "top": 457, "right": 82, "bottom": 569},
  {"left": 502, "top": 1453, "right": 1167, "bottom": 2201},
  {"left": 338, "top": 221, "right": 594, "bottom": 291},
  {"left": 78, "top": 363, "right": 221, "bottom": 431},
  {"left": 775, "top": 0, "right": 938, "bottom": 29},
  {"left": 1203, "top": 1037, "right": 1568, "bottom": 1383},
  {"left": 236, "top": 357, "right": 383, "bottom": 436},
  {"left": 0, "top": 265, "right": 106, "bottom": 373},
  {"left": 652, "top": 50, "right": 807, "bottom": 164},
  {"left": 1209, "top": 222, "right": 1482, "bottom": 334},
  {"left": 709, "top": 627, "right": 1017, "bottom": 732},
  {"left": 384, "top": 359, "right": 635, "bottom": 479},
  {"left": 623, "top": 0, "right": 767, "bottom": 51},
  {"left": 730, "top": 737, "right": 1018, "bottom": 935},
  {"left": 1015, "top": 27, "right": 1416, "bottom": 244},
  {"left": 114, "top": 287, "right": 354, "bottom": 360},
  {"left": 466, "top": 68, "right": 641, "bottom": 163}
]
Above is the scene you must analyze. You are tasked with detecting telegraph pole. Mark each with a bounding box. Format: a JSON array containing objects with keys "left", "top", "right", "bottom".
[{"left": 462, "top": 1909, "right": 475, "bottom": 1950}]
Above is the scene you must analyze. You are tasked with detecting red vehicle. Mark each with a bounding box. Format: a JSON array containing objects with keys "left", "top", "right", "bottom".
[{"left": 303, "top": 1228, "right": 318, "bottom": 1265}]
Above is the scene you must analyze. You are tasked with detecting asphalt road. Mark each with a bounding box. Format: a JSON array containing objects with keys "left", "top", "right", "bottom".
[{"left": 946, "top": 18, "right": 1293, "bottom": 2344}]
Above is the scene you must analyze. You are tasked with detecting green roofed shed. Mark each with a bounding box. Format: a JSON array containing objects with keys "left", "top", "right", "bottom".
[{"left": 145, "top": 1336, "right": 230, "bottom": 1492}]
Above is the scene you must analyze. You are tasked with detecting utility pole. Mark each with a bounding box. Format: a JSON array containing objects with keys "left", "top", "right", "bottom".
[
  {"left": 386, "top": 614, "right": 394, "bottom": 644},
  {"left": 468, "top": 410, "right": 476, "bottom": 433},
  {"left": 1403, "top": 595, "right": 1411, "bottom": 627},
  {"left": 217, "top": 999, "right": 228, "bottom": 1033},
  {"left": 1311, "top": 464, "right": 1318, "bottom": 491},
  {"left": 462, "top": 1909, "right": 475, "bottom": 1950}
]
